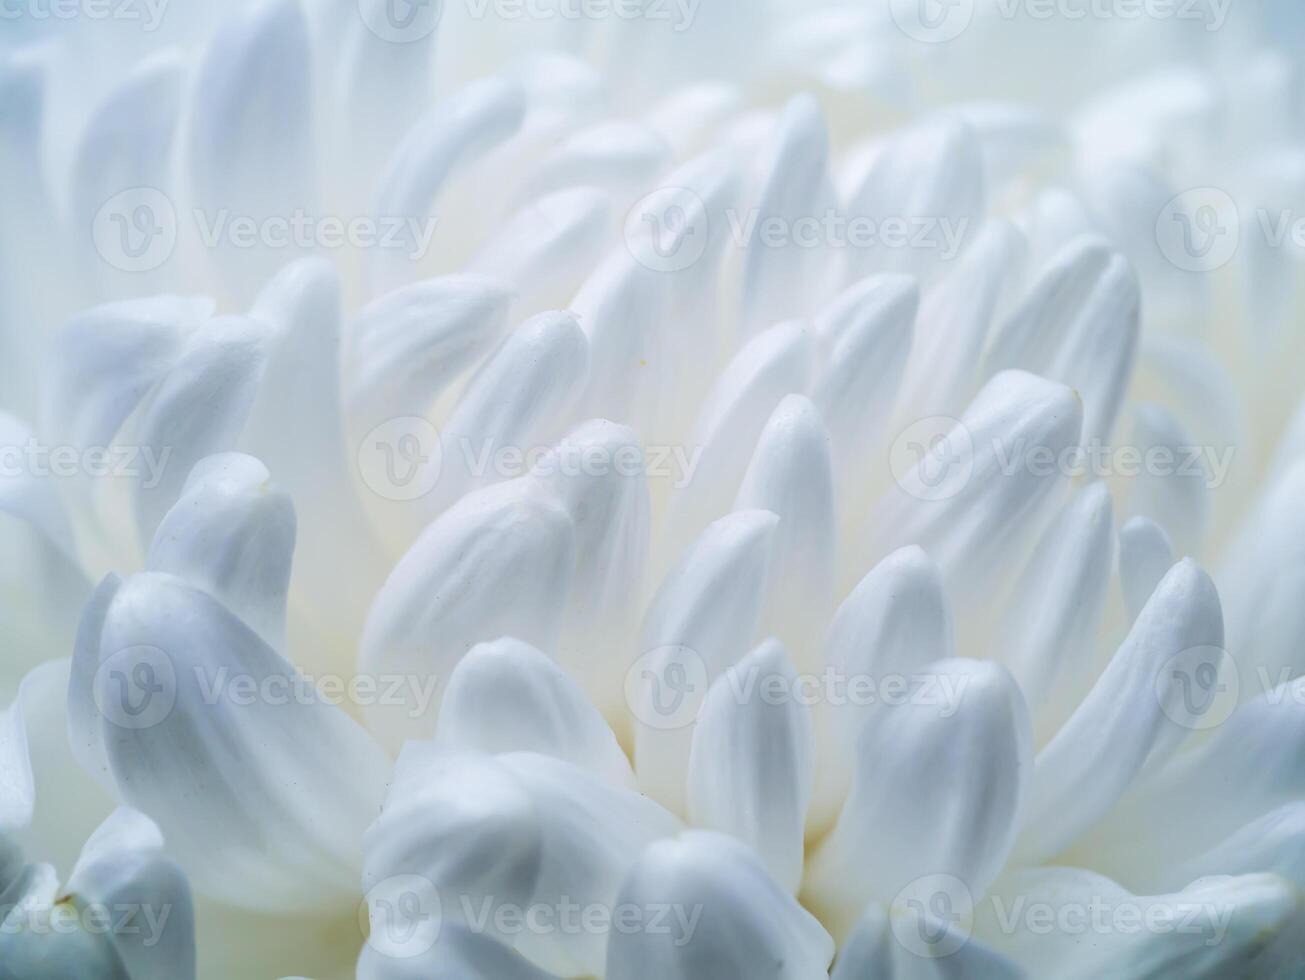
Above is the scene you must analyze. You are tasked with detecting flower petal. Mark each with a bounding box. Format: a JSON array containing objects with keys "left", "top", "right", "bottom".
[
  {"left": 805, "top": 659, "right": 1031, "bottom": 941},
  {"left": 359, "top": 479, "right": 575, "bottom": 747},
  {"left": 606, "top": 831, "right": 834, "bottom": 980},
  {"left": 687, "top": 640, "right": 812, "bottom": 893},
  {"left": 435, "top": 638, "right": 635, "bottom": 789},
  {"left": 1015, "top": 558, "right": 1224, "bottom": 864},
  {"left": 1119, "top": 516, "right": 1176, "bottom": 625},
  {"left": 80, "top": 572, "right": 390, "bottom": 912}
]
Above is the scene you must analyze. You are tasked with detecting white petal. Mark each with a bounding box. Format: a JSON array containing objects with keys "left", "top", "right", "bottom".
[
  {"left": 606, "top": 831, "right": 834, "bottom": 980},
  {"left": 1015, "top": 559, "right": 1224, "bottom": 864},
  {"left": 468, "top": 187, "right": 611, "bottom": 318},
  {"left": 0, "top": 683, "right": 33, "bottom": 832},
  {"left": 146, "top": 453, "right": 294, "bottom": 651},
  {"left": 975, "top": 868, "right": 1305, "bottom": 980},
  {"left": 569, "top": 252, "right": 670, "bottom": 435},
  {"left": 491, "top": 753, "right": 683, "bottom": 977},
  {"left": 428, "top": 310, "right": 588, "bottom": 514},
  {"left": 359, "top": 480, "right": 575, "bottom": 747},
  {"left": 188, "top": 0, "right": 314, "bottom": 222},
  {"left": 357, "top": 925, "right": 561, "bottom": 980},
  {"left": 69, "top": 49, "right": 185, "bottom": 236},
  {"left": 865, "top": 370, "right": 1082, "bottom": 608},
  {"left": 833, "top": 903, "right": 1024, "bottom": 980},
  {"left": 811, "top": 545, "right": 954, "bottom": 832},
  {"left": 812, "top": 274, "right": 917, "bottom": 502},
  {"left": 514, "top": 120, "right": 671, "bottom": 209},
  {"left": 894, "top": 220, "right": 1023, "bottom": 426},
  {"left": 435, "top": 638, "right": 635, "bottom": 789},
  {"left": 841, "top": 119, "right": 986, "bottom": 287},
  {"left": 65, "top": 808, "right": 195, "bottom": 980},
  {"left": 661, "top": 320, "right": 814, "bottom": 569},
  {"left": 1218, "top": 461, "right": 1305, "bottom": 687},
  {"left": 1119, "top": 516, "right": 1176, "bottom": 625},
  {"left": 344, "top": 273, "right": 514, "bottom": 440},
  {"left": 533, "top": 421, "right": 650, "bottom": 723},
  {"left": 635, "top": 510, "right": 779, "bottom": 816},
  {"left": 687, "top": 640, "right": 812, "bottom": 893},
  {"left": 78, "top": 573, "right": 390, "bottom": 912},
  {"left": 368, "top": 78, "right": 526, "bottom": 294},
  {"left": 734, "top": 395, "right": 836, "bottom": 661},
  {"left": 804, "top": 659, "right": 1031, "bottom": 942},
  {"left": 739, "top": 94, "right": 837, "bottom": 337},
  {"left": 362, "top": 750, "right": 543, "bottom": 956},
  {"left": 1156, "top": 803, "right": 1305, "bottom": 893},
  {"left": 997, "top": 482, "right": 1114, "bottom": 731},
  {"left": 984, "top": 235, "right": 1139, "bottom": 445},
  {"left": 116, "top": 315, "right": 271, "bottom": 548},
  {"left": 1120, "top": 402, "right": 1210, "bottom": 558}
]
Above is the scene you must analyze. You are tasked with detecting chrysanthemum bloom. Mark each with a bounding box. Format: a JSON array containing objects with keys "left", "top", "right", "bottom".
[{"left": 3, "top": 1, "right": 1305, "bottom": 977}]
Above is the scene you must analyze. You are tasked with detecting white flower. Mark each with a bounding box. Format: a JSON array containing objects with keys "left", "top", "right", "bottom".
[{"left": 3, "top": 1, "right": 1305, "bottom": 978}]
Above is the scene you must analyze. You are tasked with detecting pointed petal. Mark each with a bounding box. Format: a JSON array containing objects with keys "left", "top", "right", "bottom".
[
  {"left": 662, "top": 320, "right": 814, "bottom": 567},
  {"left": 359, "top": 480, "right": 575, "bottom": 747},
  {"left": 1119, "top": 516, "right": 1176, "bottom": 625},
  {"left": 429, "top": 310, "right": 588, "bottom": 514},
  {"left": 811, "top": 545, "right": 954, "bottom": 831},
  {"left": 435, "top": 638, "right": 634, "bottom": 789},
  {"left": 740, "top": 94, "right": 837, "bottom": 336},
  {"left": 1016, "top": 559, "right": 1224, "bottom": 864},
  {"left": 345, "top": 273, "right": 514, "bottom": 440},
  {"left": 805, "top": 659, "right": 1030, "bottom": 940},
  {"left": 733, "top": 395, "right": 836, "bottom": 661},
  {"left": 146, "top": 453, "right": 294, "bottom": 650},
  {"left": 635, "top": 511, "right": 779, "bottom": 815},
  {"left": 866, "top": 370, "right": 1082, "bottom": 607},
  {"left": 998, "top": 482, "right": 1114, "bottom": 730},
  {"left": 687, "top": 640, "right": 812, "bottom": 893},
  {"left": 984, "top": 235, "right": 1139, "bottom": 445},
  {"left": 841, "top": 119, "right": 986, "bottom": 287},
  {"left": 533, "top": 421, "right": 650, "bottom": 722},
  {"left": 606, "top": 831, "right": 834, "bottom": 980},
  {"left": 812, "top": 274, "right": 917, "bottom": 502},
  {"left": 494, "top": 753, "right": 682, "bottom": 977}
]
